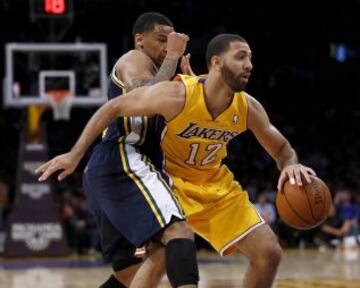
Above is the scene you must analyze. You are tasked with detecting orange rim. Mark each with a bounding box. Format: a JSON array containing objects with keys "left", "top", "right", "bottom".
[{"left": 46, "top": 89, "right": 71, "bottom": 103}]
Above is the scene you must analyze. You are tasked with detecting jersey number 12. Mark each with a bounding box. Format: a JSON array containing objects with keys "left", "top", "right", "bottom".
[{"left": 185, "top": 143, "right": 223, "bottom": 166}]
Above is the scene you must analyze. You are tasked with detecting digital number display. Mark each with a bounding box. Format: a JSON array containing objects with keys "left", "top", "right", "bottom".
[
  {"left": 44, "top": 0, "right": 65, "bottom": 15},
  {"left": 30, "top": 0, "right": 72, "bottom": 19}
]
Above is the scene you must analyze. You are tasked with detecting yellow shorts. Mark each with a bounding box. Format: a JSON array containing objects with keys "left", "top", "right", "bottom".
[{"left": 171, "top": 165, "right": 265, "bottom": 256}]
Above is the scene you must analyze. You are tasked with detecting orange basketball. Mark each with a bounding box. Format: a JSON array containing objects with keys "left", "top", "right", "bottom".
[{"left": 276, "top": 175, "right": 332, "bottom": 230}]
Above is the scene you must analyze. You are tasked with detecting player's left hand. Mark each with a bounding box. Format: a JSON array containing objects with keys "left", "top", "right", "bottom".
[
  {"left": 277, "top": 164, "right": 316, "bottom": 192},
  {"left": 35, "top": 151, "right": 80, "bottom": 182},
  {"left": 180, "top": 53, "right": 195, "bottom": 76},
  {"left": 166, "top": 32, "right": 190, "bottom": 60}
]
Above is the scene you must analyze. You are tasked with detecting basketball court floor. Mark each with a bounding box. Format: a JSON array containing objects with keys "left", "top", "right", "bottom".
[{"left": 1, "top": 248, "right": 359, "bottom": 287}]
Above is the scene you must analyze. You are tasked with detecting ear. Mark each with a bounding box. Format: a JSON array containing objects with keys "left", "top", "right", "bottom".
[
  {"left": 135, "top": 33, "right": 144, "bottom": 49},
  {"left": 211, "top": 55, "right": 223, "bottom": 71}
]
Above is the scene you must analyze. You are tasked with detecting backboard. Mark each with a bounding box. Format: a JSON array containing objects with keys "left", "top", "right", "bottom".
[{"left": 4, "top": 43, "right": 108, "bottom": 107}]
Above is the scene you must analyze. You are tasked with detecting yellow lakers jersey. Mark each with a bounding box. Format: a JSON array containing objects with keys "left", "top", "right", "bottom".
[{"left": 161, "top": 74, "right": 248, "bottom": 183}]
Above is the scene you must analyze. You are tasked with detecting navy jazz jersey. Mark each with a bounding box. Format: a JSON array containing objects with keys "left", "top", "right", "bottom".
[
  {"left": 101, "top": 65, "right": 163, "bottom": 169},
  {"left": 102, "top": 66, "right": 148, "bottom": 145},
  {"left": 82, "top": 63, "right": 183, "bottom": 254}
]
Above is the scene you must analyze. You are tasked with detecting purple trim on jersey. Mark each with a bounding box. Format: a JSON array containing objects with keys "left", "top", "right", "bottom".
[
  {"left": 155, "top": 114, "right": 170, "bottom": 184},
  {"left": 160, "top": 166, "right": 170, "bottom": 185},
  {"left": 198, "top": 77, "right": 206, "bottom": 84}
]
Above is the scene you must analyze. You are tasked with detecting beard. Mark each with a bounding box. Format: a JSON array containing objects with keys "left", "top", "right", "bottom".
[{"left": 221, "top": 63, "right": 247, "bottom": 92}]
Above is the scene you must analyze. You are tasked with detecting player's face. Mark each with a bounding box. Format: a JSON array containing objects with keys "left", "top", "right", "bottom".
[
  {"left": 141, "top": 24, "right": 174, "bottom": 66},
  {"left": 221, "top": 41, "right": 253, "bottom": 92}
]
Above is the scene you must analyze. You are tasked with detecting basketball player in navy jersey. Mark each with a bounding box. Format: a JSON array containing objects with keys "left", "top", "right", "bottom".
[{"left": 38, "top": 12, "right": 199, "bottom": 288}]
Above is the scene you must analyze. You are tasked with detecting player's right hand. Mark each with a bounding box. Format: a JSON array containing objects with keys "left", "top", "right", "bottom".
[
  {"left": 277, "top": 164, "right": 316, "bottom": 192},
  {"left": 35, "top": 152, "right": 80, "bottom": 182},
  {"left": 166, "top": 32, "right": 190, "bottom": 60}
]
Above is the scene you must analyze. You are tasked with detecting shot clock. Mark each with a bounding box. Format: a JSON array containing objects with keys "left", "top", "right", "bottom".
[{"left": 30, "top": 0, "right": 73, "bottom": 20}]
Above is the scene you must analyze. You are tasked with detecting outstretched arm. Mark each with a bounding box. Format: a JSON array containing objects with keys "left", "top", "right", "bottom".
[
  {"left": 247, "top": 95, "right": 315, "bottom": 191},
  {"left": 36, "top": 82, "right": 185, "bottom": 181}
]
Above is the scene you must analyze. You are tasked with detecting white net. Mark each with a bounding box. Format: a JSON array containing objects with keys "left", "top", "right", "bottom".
[{"left": 47, "top": 90, "right": 73, "bottom": 121}]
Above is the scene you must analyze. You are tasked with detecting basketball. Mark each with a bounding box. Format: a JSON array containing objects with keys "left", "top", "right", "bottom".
[{"left": 276, "top": 175, "right": 332, "bottom": 230}]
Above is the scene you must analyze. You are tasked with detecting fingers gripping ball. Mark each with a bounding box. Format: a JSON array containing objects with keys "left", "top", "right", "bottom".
[{"left": 276, "top": 175, "right": 332, "bottom": 230}]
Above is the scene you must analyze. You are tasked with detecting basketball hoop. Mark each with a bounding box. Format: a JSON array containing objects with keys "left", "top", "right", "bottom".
[{"left": 46, "top": 89, "right": 73, "bottom": 121}]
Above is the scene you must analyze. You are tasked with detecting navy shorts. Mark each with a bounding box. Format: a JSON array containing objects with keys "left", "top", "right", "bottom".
[{"left": 82, "top": 142, "right": 184, "bottom": 263}]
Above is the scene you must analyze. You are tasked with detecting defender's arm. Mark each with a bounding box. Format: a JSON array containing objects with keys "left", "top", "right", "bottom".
[{"left": 36, "top": 82, "right": 184, "bottom": 181}]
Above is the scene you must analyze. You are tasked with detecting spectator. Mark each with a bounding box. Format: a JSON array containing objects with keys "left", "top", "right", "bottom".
[
  {"left": 334, "top": 190, "right": 358, "bottom": 237},
  {"left": 255, "top": 193, "right": 277, "bottom": 226},
  {"left": 314, "top": 204, "right": 352, "bottom": 248},
  {"left": 68, "top": 196, "right": 98, "bottom": 254}
]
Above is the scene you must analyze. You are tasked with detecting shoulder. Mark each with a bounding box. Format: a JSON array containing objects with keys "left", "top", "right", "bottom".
[
  {"left": 245, "top": 93, "right": 267, "bottom": 115},
  {"left": 116, "top": 50, "right": 152, "bottom": 70},
  {"left": 118, "top": 50, "right": 150, "bottom": 62},
  {"left": 245, "top": 93, "right": 258, "bottom": 108},
  {"left": 174, "top": 74, "right": 202, "bottom": 87},
  {"left": 151, "top": 81, "right": 185, "bottom": 101},
  {"left": 245, "top": 93, "right": 271, "bottom": 131}
]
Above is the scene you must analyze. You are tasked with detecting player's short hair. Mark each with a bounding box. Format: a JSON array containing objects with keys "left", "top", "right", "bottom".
[
  {"left": 206, "top": 34, "right": 248, "bottom": 68},
  {"left": 132, "top": 12, "right": 173, "bottom": 37}
]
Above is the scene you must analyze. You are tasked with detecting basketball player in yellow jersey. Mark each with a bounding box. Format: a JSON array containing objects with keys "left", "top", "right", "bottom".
[{"left": 37, "top": 33, "right": 316, "bottom": 288}]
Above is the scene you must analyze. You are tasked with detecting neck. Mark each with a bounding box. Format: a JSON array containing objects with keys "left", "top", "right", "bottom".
[{"left": 203, "top": 70, "right": 234, "bottom": 117}]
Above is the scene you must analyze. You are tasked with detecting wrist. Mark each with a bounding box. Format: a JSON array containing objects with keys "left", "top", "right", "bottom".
[
  {"left": 70, "top": 147, "right": 85, "bottom": 161},
  {"left": 279, "top": 159, "right": 299, "bottom": 171}
]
